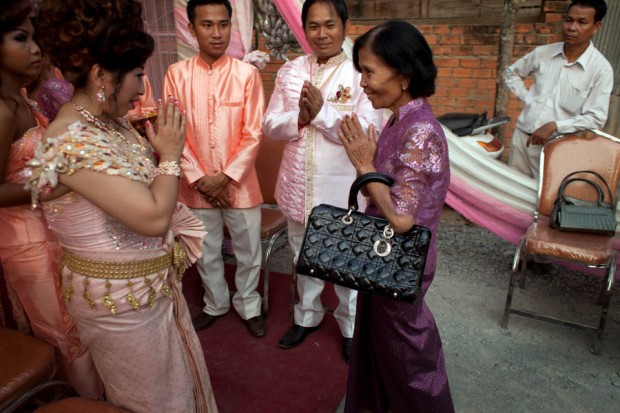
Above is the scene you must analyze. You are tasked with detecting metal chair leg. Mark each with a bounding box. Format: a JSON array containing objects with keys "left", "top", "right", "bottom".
[
  {"left": 518, "top": 253, "right": 528, "bottom": 290},
  {"left": 290, "top": 261, "right": 297, "bottom": 320},
  {"left": 261, "top": 236, "right": 279, "bottom": 318},
  {"left": 591, "top": 252, "right": 616, "bottom": 355},
  {"left": 503, "top": 238, "right": 525, "bottom": 329},
  {"left": 261, "top": 229, "right": 287, "bottom": 318},
  {"left": 502, "top": 269, "right": 519, "bottom": 329}
]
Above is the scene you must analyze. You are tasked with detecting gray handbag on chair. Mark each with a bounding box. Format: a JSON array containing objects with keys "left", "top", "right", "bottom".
[{"left": 549, "top": 170, "right": 617, "bottom": 236}]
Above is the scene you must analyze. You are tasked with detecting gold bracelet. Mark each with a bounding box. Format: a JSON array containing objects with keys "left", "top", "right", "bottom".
[{"left": 152, "top": 160, "right": 181, "bottom": 178}]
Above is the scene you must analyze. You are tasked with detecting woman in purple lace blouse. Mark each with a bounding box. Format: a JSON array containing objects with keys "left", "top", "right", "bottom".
[
  {"left": 27, "top": 63, "right": 74, "bottom": 122},
  {"left": 338, "top": 20, "right": 455, "bottom": 413}
]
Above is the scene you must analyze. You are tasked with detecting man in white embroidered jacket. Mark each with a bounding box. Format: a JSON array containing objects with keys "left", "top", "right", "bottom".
[
  {"left": 505, "top": 0, "right": 613, "bottom": 181},
  {"left": 262, "top": 0, "right": 382, "bottom": 363}
]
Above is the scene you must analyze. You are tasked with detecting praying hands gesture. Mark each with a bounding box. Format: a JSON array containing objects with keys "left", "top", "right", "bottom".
[
  {"left": 337, "top": 114, "right": 377, "bottom": 175},
  {"left": 338, "top": 114, "right": 414, "bottom": 234},
  {"left": 298, "top": 81, "right": 323, "bottom": 127},
  {"left": 144, "top": 98, "right": 187, "bottom": 162}
]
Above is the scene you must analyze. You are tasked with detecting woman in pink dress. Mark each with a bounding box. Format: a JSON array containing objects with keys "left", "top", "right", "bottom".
[
  {"left": 0, "top": 0, "right": 102, "bottom": 398},
  {"left": 28, "top": 1, "right": 218, "bottom": 411}
]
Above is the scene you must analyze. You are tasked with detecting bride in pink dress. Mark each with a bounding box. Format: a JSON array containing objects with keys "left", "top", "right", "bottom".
[
  {"left": 0, "top": 0, "right": 101, "bottom": 398},
  {"left": 27, "top": 1, "right": 218, "bottom": 411}
]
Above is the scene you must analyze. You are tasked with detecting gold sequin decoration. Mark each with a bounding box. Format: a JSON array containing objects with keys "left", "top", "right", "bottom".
[
  {"left": 63, "top": 273, "right": 74, "bottom": 302},
  {"left": 82, "top": 278, "right": 96, "bottom": 310},
  {"left": 102, "top": 280, "right": 116, "bottom": 315},
  {"left": 145, "top": 277, "right": 156, "bottom": 309},
  {"left": 125, "top": 280, "right": 140, "bottom": 311},
  {"left": 173, "top": 240, "right": 187, "bottom": 281},
  {"left": 160, "top": 273, "right": 173, "bottom": 299}
]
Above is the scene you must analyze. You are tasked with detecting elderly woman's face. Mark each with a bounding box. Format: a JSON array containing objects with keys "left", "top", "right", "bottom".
[{"left": 358, "top": 46, "right": 410, "bottom": 113}]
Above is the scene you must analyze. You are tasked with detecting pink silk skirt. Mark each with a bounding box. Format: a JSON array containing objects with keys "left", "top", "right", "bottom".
[{"left": 60, "top": 246, "right": 218, "bottom": 413}]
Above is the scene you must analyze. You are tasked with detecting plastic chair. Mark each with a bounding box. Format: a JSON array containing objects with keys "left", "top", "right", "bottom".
[
  {"left": 0, "top": 328, "right": 74, "bottom": 413},
  {"left": 501, "top": 131, "right": 620, "bottom": 354},
  {"left": 224, "top": 137, "right": 288, "bottom": 317}
]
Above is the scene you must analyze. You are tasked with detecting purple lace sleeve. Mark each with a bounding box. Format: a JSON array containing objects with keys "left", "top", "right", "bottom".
[
  {"left": 390, "top": 122, "right": 447, "bottom": 217},
  {"left": 37, "top": 78, "right": 74, "bottom": 122}
]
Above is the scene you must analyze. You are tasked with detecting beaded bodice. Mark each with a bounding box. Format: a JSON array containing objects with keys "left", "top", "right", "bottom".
[{"left": 27, "top": 121, "right": 161, "bottom": 250}]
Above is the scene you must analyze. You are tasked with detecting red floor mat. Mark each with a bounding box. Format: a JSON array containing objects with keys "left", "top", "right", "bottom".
[{"left": 182, "top": 265, "right": 348, "bottom": 413}]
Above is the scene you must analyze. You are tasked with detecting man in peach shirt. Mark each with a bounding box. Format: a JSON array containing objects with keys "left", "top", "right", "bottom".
[{"left": 163, "top": 0, "right": 266, "bottom": 337}]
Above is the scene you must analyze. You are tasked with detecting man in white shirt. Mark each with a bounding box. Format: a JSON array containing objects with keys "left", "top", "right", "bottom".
[
  {"left": 262, "top": 0, "right": 382, "bottom": 363},
  {"left": 505, "top": 0, "right": 613, "bottom": 180}
]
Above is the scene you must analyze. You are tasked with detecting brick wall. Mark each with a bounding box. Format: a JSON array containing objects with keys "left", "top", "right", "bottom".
[{"left": 257, "top": 0, "right": 569, "bottom": 161}]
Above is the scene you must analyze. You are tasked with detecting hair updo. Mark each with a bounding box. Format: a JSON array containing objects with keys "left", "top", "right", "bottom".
[
  {"left": 35, "top": 0, "right": 155, "bottom": 89},
  {"left": 0, "top": 0, "right": 32, "bottom": 39}
]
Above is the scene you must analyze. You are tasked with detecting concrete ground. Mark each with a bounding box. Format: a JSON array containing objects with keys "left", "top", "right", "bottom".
[{"left": 263, "top": 206, "right": 620, "bottom": 413}]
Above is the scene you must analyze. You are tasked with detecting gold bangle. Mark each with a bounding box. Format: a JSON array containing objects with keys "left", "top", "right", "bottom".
[{"left": 152, "top": 161, "right": 181, "bottom": 178}]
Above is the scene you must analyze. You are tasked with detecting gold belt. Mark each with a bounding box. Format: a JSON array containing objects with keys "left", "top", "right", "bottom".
[
  {"left": 60, "top": 244, "right": 187, "bottom": 315},
  {"left": 62, "top": 249, "right": 172, "bottom": 279}
]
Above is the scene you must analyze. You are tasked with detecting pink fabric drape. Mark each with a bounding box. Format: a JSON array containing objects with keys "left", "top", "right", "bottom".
[
  {"left": 271, "top": 0, "right": 311, "bottom": 54},
  {"left": 446, "top": 174, "right": 531, "bottom": 246}
]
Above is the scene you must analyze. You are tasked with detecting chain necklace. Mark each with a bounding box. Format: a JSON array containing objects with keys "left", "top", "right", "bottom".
[{"left": 72, "top": 104, "right": 147, "bottom": 153}]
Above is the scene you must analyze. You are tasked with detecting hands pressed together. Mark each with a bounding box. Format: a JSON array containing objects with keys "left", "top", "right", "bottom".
[
  {"left": 145, "top": 96, "right": 186, "bottom": 162},
  {"left": 337, "top": 114, "right": 377, "bottom": 176},
  {"left": 298, "top": 81, "right": 323, "bottom": 127},
  {"left": 144, "top": 97, "right": 231, "bottom": 209}
]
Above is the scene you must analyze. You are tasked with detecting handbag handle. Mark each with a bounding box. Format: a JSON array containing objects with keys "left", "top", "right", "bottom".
[
  {"left": 559, "top": 178, "right": 605, "bottom": 205},
  {"left": 558, "top": 170, "right": 614, "bottom": 207},
  {"left": 348, "top": 172, "right": 394, "bottom": 211}
]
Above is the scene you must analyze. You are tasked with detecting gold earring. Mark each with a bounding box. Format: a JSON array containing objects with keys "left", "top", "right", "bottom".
[{"left": 96, "top": 85, "right": 106, "bottom": 103}]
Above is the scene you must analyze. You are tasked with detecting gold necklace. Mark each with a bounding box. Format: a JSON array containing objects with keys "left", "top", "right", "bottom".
[{"left": 72, "top": 104, "right": 147, "bottom": 153}]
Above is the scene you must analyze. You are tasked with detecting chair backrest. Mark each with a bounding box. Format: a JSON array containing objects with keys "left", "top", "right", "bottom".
[
  {"left": 538, "top": 132, "right": 620, "bottom": 216},
  {"left": 256, "top": 138, "right": 285, "bottom": 205}
]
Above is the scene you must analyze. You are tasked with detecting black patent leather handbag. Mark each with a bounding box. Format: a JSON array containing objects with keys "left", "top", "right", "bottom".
[{"left": 295, "top": 173, "right": 432, "bottom": 303}]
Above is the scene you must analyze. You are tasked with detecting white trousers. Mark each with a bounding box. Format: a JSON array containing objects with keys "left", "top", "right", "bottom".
[
  {"left": 508, "top": 128, "right": 543, "bottom": 181},
  {"left": 191, "top": 207, "right": 262, "bottom": 320},
  {"left": 288, "top": 219, "right": 356, "bottom": 338}
]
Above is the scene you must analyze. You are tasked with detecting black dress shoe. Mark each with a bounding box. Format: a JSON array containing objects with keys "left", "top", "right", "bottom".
[
  {"left": 342, "top": 337, "right": 353, "bottom": 364},
  {"left": 245, "top": 315, "right": 267, "bottom": 338},
  {"left": 192, "top": 313, "right": 220, "bottom": 331},
  {"left": 278, "top": 324, "right": 320, "bottom": 349}
]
